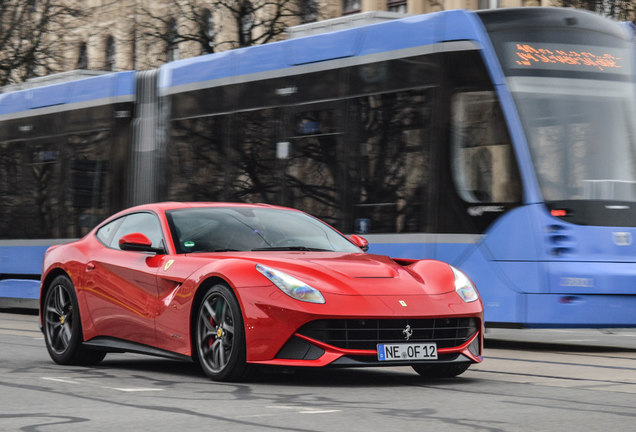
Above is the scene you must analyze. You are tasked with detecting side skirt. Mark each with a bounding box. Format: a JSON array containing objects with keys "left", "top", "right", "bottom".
[{"left": 83, "top": 337, "right": 192, "bottom": 362}]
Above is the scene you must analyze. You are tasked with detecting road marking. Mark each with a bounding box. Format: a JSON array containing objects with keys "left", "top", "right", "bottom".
[
  {"left": 41, "top": 378, "right": 164, "bottom": 393},
  {"left": 41, "top": 377, "right": 81, "bottom": 384},
  {"left": 109, "top": 387, "right": 164, "bottom": 392},
  {"left": 299, "top": 410, "right": 341, "bottom": 414},
  {"left": 268, "top": 406, "right": 342, "bottom": 414},
  {"left": 0, "top": 329, "right": 42, "bottom": 338}
]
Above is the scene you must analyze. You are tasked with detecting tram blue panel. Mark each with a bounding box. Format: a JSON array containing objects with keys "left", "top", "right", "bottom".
[
  {"left": 356, "top": 14, "right": 440, "bottom": 57},
  {"left": 546, "top": 261, "right": 636, "bottom": 295},
  {"left": 367, "top": 242, "right": 432, "bottom": 260},
  {"left": 288, "top": 29, "right": 363, "bottom": 65},
  {"left": 491, "top": 261, "right": 546, "bottom": 294},
  {"left": 26, "top": 72, "right": 136, "bottom": 109},
  {"left": 368, "top": 241, "right": 476, "bottom": 263},
  {"left": 434, "top": 243, "right": 478, "bottom": 266},
  {"left": 0, "top": 245, "right": 47, "bottom": 274},
  {"left": 0, "top": 280, "right": 39, "bottom": 300},
  {"left": 27, "top": 83, "right": 68, "bottom": 108},
  {"left": 480, "top": 205, "right": 543, "bottom": 261},
  {"left": 0, "top": 71, "right": 136, "bottom": 115},
  {"left": 439, "top": 10, "right": 484, "bottom": 42},
  {"left": 66, "top": 71, "right": 136, "bottom": 105},
  {"left": 239, "top": 43, "right": 288, "bottom": 74},
  {"left": 161, "top": 50, "right": 236, "bottom": 90},
  {"left": 0, "top": 92, "right": 28, "bottom": 114},
  {"left": 525, "top": 293, "right": 636, "bottom": 327}
]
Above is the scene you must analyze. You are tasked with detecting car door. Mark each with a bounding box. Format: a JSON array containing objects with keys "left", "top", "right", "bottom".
[{"left": 84, "top": 212, "right": 165, "bottom": 346}]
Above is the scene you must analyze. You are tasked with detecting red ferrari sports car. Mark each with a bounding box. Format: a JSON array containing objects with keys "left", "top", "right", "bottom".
[{"left": 40, "top": 202, "right": 483, "bottom": 381}]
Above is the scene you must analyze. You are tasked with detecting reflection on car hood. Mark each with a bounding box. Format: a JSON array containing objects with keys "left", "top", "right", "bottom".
[{"left": 190, "top": 251, "right": 455, "bottom": 296}]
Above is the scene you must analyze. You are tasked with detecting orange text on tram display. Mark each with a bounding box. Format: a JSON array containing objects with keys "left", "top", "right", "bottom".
[{"left": 514, "top": 43, "right": 622, "bottom": 71}]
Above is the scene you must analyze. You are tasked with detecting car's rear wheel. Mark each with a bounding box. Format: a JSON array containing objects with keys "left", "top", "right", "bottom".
[
  {"left": 194, "top": 283, "right": 250, "bottom": 381},
  {"left": 43, "top": 275, "right": 106, "bottom": 366},
  {"left": 412, "top": 362, "right": 471, "bottom": 378}
]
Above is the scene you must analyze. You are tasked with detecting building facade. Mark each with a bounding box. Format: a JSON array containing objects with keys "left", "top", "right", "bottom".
[{"left": 58, "top": 0, "right": 553, "bottom": 75}]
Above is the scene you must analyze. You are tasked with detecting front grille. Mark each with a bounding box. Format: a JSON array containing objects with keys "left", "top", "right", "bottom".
[{"left": 297, "top": 318, "right": 477, "bottom": 350}]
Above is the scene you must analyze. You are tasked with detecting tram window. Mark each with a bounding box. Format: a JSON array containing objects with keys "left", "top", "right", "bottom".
[
  {"left": 294, "top": 109, "right": 338, "bottom": 136},
  {"left": 65, "top": 131, "right": 111, "bottom": 236},
  {"left": 0, "top": 141, "right": 27, "bottom": 238},
  {"left": 451, "top": 91, "right": 521, "bottom": 204},
  {"left": 295, "top": 69, "right": 342, "bottom": 103},
  {"left": 166, "top": 116, "right": 228, "bottom": 201},
  {"left": 348, "top": 55, "right": 438, "bottom": 96},
  {"left": 20, "top": 141, "right": 63, "bottom": 239},
  {"left": 229, "top": 108, "right": 282, "bottom": 203},
  {"left": 0, "top": 125, "right": 114, "bottom": 239},
  {"left": 285, "top": 105, "right": 343, "bottom": 227},
  {"left": 346, "top": 88, "right": 434, "bottom": 233}
]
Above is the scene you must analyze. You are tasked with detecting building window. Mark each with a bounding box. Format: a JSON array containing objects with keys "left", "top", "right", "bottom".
[
  {"left": 105, "top": 35, "right": 115, "bottom": 71},
  {"left": 239, "top": 6, "right": 254, "bottom": 46},
  {"left": 478, "top": 0, "right": 500, "bottom": 9},
  {"left": 166, "top": 18, "right": 179, "bottom": 62},
  {"left": 300, "top": 0, "right": 318, "bottom": 23},
  {"left": 77, "top": 42, "right": 88, "bottom": 69},
  {"left": 387, "top": 0, "right": 407, "bottom": 13},
  {"left": 342, "top": 0, "right": 361, "bottom": 14},
  {"left": 201, "top": 8, "right": 215, "bottom": 54}
]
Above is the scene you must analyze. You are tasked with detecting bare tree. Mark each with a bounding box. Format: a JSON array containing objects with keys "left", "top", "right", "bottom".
[
  {"left": 0, "top": 0, "right": 84, "bottom": 86},
  {"left": 552, "top": 0, "right": 635, "bottom": 23},
  {"left": 136, "top": 0, "right": 321, "bottom": 62}
]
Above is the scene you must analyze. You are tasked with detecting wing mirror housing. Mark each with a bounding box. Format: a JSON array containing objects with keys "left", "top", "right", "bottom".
[
  {"left": 119, "top": 233, "right": 164, "bottom": 254},
  {"left": 349, "top": 234, "right": 369, "bottom": 252}
]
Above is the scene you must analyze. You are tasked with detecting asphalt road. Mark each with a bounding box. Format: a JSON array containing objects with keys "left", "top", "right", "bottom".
[{"left": 1, "top": 310, "right": 635, "bottom": 431}]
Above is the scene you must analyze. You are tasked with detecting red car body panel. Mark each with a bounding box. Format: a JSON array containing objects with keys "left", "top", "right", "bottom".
[{"left": 40, "top": 202, "right": 484, "bottom": 368}]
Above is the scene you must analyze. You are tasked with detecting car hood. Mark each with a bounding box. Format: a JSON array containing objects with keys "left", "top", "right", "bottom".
[{"left": 191, "top": 251, "right": 456, "bottom": 296}]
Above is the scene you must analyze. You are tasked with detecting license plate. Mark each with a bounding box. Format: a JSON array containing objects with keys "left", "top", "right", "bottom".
[{"left": 377, "top": 343, "right": 438, "bottom": 361}]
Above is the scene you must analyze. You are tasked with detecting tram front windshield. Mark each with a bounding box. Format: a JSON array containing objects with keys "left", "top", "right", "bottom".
[{"left": 489, "top": 27, "right": 636, "bottom": 226}]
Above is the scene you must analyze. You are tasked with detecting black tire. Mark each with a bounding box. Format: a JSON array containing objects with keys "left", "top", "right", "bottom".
[
  {"left": 42, "top": 275, "right": 106, "bottom": 366},
  {"left": 193, "top": 283, "right": 251, "bottom": 381},
  {"left": 412, "top": 362, "right": 471, "bottom": 378}
]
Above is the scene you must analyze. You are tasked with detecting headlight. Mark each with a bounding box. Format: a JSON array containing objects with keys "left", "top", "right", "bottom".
[
  {"left": 450, "top": 265, "right": 479, "bottom": 303},
  {"left": 255, "top": 264, "right": 325, "bottom": 304}
]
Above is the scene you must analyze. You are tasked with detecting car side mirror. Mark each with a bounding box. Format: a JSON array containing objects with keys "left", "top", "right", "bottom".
[
  {"left": 119, "top": 233, "right": 163, "bottom": 254},
  {"left": 349, "top": 234, "right": 369, "bottom": 252}
]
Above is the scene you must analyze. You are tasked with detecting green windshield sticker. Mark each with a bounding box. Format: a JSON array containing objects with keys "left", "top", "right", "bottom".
[{"left": 184, "top": 241, "right": 195, "bottom": 248}]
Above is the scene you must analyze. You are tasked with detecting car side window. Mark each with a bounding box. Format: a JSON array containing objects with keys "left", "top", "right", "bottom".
[
  {"left": 95, "top": 218, "right": 124, "bottom": 246},
  {"left": 108, "top": 212, "right": 164, "bottom": 250}
]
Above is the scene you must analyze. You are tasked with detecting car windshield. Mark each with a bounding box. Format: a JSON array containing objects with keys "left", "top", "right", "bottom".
[{"left": 166, "top": 207, "right": 362, "bottom": 254}]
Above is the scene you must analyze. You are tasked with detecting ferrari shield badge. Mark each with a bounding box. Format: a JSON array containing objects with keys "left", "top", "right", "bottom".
[{"left": 164, "top": 259, "right": 175, "bottom": 271}]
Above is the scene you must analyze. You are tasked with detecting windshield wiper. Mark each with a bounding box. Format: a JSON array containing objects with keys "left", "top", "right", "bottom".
[{"left": 251, "top": 246, "right": 332, "bottom": 252}]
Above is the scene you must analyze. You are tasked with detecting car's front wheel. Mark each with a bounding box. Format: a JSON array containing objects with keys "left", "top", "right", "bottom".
[
  {"left": 43, "top": 275, "right": 105, "bottom": 365},
  {"left": 194, "top": 283, "right": 250, "bottom": 381}
]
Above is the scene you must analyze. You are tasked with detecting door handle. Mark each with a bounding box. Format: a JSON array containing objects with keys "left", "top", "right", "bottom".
[{"left": 86, "top": 262, "right": 96, "bottom": 271}]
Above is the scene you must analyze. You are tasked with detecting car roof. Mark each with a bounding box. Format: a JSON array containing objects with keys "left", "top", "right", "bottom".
[
  {"left": 103, "top": 202, "right": 296, "bottom": 222},
  {"left": 137, "top": 202, "right": 284, "bottom": 212}
]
